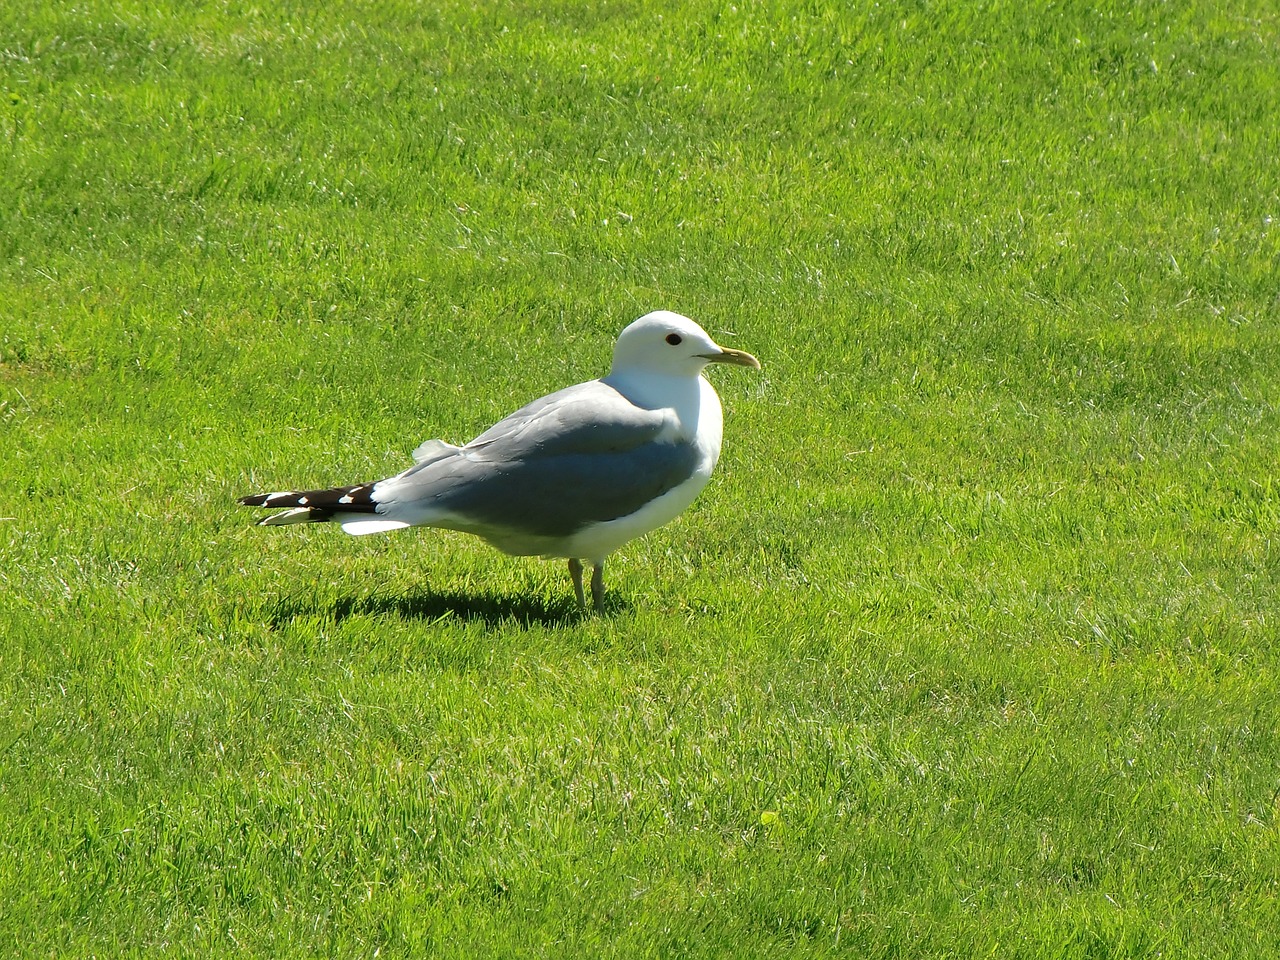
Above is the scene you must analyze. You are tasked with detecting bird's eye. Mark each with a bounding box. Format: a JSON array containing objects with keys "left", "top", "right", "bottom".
[{"left": 665, "top": 333, "right": 683, "bottom": 346}]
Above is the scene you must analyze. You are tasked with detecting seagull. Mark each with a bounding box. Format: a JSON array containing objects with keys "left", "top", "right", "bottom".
[{"left": 238, "top": 310, "right": 760, "bottom": 611}]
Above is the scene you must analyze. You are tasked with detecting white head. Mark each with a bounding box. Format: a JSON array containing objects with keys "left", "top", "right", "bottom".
[{"left": 610, "top": 311, "right": 760, "bottom": 378}]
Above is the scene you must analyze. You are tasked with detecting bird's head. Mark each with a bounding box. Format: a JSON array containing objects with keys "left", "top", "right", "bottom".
[{"left": 610, "top": 311, "right": 760, "bottom": 378}]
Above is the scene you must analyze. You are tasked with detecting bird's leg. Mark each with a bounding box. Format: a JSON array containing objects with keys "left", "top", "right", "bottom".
[
  {"left": 590, "top": 562, "right": 605, "bottom": 613},
  {"left": 568, "top": 558, "right": 586, "bottom": 609}
]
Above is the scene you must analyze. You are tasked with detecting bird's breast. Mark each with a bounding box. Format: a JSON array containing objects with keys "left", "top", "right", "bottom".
[{"left": 691, "top": 376, "right": 724, "bottom": 472}]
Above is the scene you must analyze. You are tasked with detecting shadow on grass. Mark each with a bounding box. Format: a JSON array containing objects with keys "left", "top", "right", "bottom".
[{"left": 263, "top": 588, "right": 625, "bottom": 629}]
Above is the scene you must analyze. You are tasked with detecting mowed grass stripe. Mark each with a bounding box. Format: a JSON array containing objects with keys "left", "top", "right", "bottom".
[{"left": 2, "top": 1, "right": 1278, "bottom": 956}]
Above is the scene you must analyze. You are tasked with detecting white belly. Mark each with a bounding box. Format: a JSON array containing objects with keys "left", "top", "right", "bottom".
[{"left": 558, "top": 468, "right": 712, "bottom": 563}]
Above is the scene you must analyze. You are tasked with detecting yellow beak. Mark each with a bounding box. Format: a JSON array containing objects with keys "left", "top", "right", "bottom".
[{"left": 701, "top": 348, "right": 761, "bottom": 369}]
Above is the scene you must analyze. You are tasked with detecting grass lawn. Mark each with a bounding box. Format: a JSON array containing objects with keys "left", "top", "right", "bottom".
[{"left": 3, "top": 0, "right": 1278, "bottom": 955}]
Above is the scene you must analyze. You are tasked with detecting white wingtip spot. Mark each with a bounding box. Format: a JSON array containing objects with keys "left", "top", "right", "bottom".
[{"left": 338, "top": 495, "right": 354, "bottom": 505}]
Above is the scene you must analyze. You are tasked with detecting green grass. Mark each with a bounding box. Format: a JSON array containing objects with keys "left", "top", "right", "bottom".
[{"left": 3, "top": 0, "right": 1279, "bottom": 955}]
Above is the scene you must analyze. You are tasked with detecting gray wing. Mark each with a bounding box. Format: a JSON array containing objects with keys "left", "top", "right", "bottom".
[
  {"left": 375, "top": 380, "right": 701, "bottom": 539},
  {"left": 464, "top": 380, "right": 667, "bottom": 459}
]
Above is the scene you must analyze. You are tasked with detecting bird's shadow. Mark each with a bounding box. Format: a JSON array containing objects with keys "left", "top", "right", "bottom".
[{"left": 264, "top": 587, "right": 622, "bottom": 630}]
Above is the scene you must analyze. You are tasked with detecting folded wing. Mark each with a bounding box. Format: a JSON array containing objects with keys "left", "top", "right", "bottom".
[{"left": 374, "top": 381, "right": 701, "bottom": 540}]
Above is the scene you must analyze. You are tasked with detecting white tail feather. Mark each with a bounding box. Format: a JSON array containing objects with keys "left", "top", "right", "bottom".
[
  {"left": 260, "top": 508, "right": 315, "bottom": 526},
  {"left": 341, "top": 519, "right": 413, "bottom": 536}
]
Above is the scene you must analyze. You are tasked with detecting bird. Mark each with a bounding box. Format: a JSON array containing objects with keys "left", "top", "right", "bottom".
[{"left": 238, "top": 310, "right": 760, "bottom": 611}]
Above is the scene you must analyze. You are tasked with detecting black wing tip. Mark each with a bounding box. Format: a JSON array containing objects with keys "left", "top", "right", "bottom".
[
  {"left": 238, "top": 491, "right": 302, "bottom": 507},
  {"left": 237, "top": 485, "right": 380, "bottom": 512}
]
